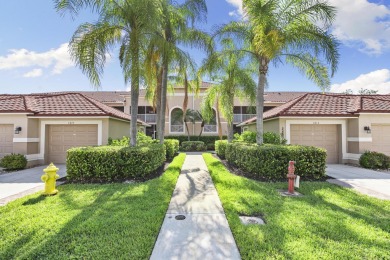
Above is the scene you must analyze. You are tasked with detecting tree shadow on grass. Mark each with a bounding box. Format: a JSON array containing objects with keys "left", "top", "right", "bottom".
[{"left": 0, "top": 161, "right": 184, "bottom": 260}]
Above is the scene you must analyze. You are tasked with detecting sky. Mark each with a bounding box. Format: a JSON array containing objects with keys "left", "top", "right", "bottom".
[{"left": 0, "top": 0, "right": 389, "bottom": 94}]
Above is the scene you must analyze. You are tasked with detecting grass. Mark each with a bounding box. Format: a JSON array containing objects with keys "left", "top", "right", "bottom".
[
  {"left": 0, "top": 153, "right": 186, "bottom": 260},
  {"left": 203, "top": 153, "right": 390, "bottom": 260}
]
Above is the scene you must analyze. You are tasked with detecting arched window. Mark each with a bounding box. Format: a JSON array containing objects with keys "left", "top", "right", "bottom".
[
  {"left": 204, "top": 109, "right": 217, "bottom": 133},
  {"left": 170, "top": 107, "right": 184, "bottom": 133}
]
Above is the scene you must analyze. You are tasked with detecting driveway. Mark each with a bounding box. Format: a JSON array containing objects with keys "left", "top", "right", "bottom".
[
  {"left": 326, "top": 164, "right": 390, "bottom": 200},
  {"left": 0, "top": 164, "right": 66, "bottom": 206}
]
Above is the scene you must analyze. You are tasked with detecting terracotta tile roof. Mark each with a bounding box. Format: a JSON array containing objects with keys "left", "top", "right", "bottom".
[
  {"left": 238, "top": 93, "right": 390, "bottom": 126},
  {"left": 40, "top": 91, "right": 128, "bottom": 103},
  {"left": 0, "top": 93, "right": 149, "bottom": 125},
  {"left": 263, "top": 92, "right": 308, "bottom": 103}
]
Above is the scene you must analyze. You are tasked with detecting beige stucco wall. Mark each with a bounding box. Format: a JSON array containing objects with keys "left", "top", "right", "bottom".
[{"left": 108, "top": 118, "right": 131, "bottom": 139}]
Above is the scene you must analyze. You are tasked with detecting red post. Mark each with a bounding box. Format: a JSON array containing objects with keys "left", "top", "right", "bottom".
[{"left": 287, "top": 161, "right": 296, "bottom": 194}]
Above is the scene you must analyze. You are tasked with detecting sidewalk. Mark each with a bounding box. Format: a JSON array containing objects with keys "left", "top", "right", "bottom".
[
  {"left": 150, "top": 153, "right": 241, "bottom": 260},
  {"left": 0, "top": 164, "right": 66, "bottom": 206}
]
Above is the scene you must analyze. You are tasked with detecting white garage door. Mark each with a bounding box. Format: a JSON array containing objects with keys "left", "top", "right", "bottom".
[
  {"left": 290, "top": 124, "right": 339, "bottom": 164},
  {"left": 48, "top": 124, "right": 98, "bottom": 163},
  {"left": 371, "top": 124, "right": 390, "bottom": 156},
  {"left": 0, "top": 124, "right": 13, "bottom": 157}
]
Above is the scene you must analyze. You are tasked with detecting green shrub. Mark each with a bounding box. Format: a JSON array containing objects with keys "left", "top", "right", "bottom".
[
  {"left": 164, "top": 139, "right": 180, "bottom": 160},
  {"left": 180, "top": 141, "right": 207, "bottom": 151},
  {"left": 234, "top": 131, "right": 287, "bottom": 145},
  {"left": 0, "top": 154, "right": 27, "bottom": 170},
  {"left": 165, "top": 135, "right": 226, "bottom": 149},
  {"left": 225, "top": 143, "right": 326, "bottom": 180},
  {"left": 215, "top": 140, "right": 228, "bottom": 159},
  {"left": 67, "top": 144, "right": 165, "bottom": 182},
  {"left": 109, "top": 132, "right": 157, "bottom": 146},
  {"left": 359, "top": 151, "right": 390, "bottom": 169}
]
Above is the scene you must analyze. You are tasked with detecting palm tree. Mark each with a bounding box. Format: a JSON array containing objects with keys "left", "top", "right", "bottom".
[
  {"left": 214, "top": 0, "right": 339, "bottom": 144},
  {"left": 146, "top": 0, "right": 210, "bottom": 144},
  {"left": 200, "top": 39, "right": 256, "bottom": 142},
  {"left": 54, "top": 0, "right": 160, "bottom": 146}
]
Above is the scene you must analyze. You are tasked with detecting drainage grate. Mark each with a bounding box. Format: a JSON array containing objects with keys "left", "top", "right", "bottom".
[{"left": 175, "top": 215, "right": 186, "bottom": 220}]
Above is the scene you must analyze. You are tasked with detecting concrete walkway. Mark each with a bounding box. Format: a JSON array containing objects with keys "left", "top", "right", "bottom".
[
  {"left": 326, "top": 164, "right": 390, "bottom": 200},
  {"left": 0, "top": 164, "right": 66, "bottom": 206},
  {"left": 151, "top": 153, "right": 241, "bottom": 260}
]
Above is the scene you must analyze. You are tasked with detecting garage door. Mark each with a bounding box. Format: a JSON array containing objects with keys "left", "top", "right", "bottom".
[
  {"left": 48, "top": 124, "right": 98, "bottom": 163},
  {"left": 0, "top": 124, "right": 13, "bottom": 157},
  {"left": 290, "top": 124, "right": 339, "bottom": 163},
  {"left": 371, "top": 124, "right": 390, "bottom": 156}
]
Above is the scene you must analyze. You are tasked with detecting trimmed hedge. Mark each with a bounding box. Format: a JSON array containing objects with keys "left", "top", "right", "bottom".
[
  {"left": 226, "top": 142, "right": 326, "bottom": 180},
  {"left": 234, "top": 131, "right": 287, "bottom": 145},
  {"left": 164, "top": 139, "right": 180, "bottom": 160},
  {"left": 0, "top": 154, "right": 27, "bottom": 170},
  {"left": 181, "top": 141, "right": 207, "bottom": 151},
  {"left": 215, "top": 140, "right": 228, "bottom": 159},
  {"left": 165, "top": 135, "right": 226, "bottom": 150},
  {"left": 359, "top": 151, "right": 390, "bottom": 169},
  {"left": 67, "top": 144, "right": 165, "bottom": 182}
]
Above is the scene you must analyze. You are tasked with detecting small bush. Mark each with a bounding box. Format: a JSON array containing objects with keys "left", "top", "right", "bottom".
[
  {"left": 359, "top": 151, "right": 390, "bottom": 170},
  {"left": 165, "top": 135, "right": 226, "bottom": 149},
  {"left": 164, "top": 139, "right": 180, "bottom": 160},
  {"left": 215, "top": 140, "right": 228, "bottom": 159},
  {"left": 0, "top": 154, "right": 27, "bottom": 170},
  {"left": 181, "top": 141, "right": 207, "bottom": 151},
  {"left": 225, "top": 142, "right": 326, "bottom": 180},
  {"left": 109, "top": 132, "right": 157, "bottom": 146},
  {"left": 67, "top": 144, "right": 165, "bottom": 182},
  {"left": 234, "top": 131, "right": 287, "bottom": 145}
]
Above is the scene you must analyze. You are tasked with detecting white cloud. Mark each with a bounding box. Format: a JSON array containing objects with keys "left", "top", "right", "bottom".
[
  {"left": 23, "top": 68, "right": 43, "bottom": 78},
  {"left": 328, "top": 0, "right": 390, "bottom": 55},
  {"left": 0, "top": 43, "right": 73, "bottom": 75},
  {"left": 331, "top": 69, "right": 390, "bottom": 94},
  {"left": 226, "top": 0, "right": 243, "bottom": 17}
]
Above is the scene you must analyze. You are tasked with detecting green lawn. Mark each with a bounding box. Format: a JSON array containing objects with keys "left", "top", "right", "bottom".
[
  {"left": 203, "top": 153, "right": 390, "bottom": 260},
  {"left": 0, "top": 153, "right": 185, "bottom": 260}
]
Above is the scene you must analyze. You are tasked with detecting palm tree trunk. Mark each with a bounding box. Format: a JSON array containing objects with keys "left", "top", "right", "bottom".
[
  {"left": 256, "top": 57, "right": 268, "bottom": 145},
  {"left": 159, "top": 61, "right": 168, "bottom": 144},
  {"left": 183, "top": 73, "right": 190, "bottom": 141},
  {"left": 227, "top": 122, "right": 233, "bottom": 142},
  {"left": 130, "top": 39, "right": 140, "bottom": 147},
  {"left": 155, "top": 68, "right": 162, "bottom": 140},
  {"left": 216, "top": 99, "right": 223, "bottom": 140}
]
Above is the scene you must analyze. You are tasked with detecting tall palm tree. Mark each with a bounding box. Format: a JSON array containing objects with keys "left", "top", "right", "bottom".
[
  {"left": 200, "top": 39, "right": 256, "bottom": 142},
  {"left": 146, "top": 0, "right": 210, "bottom": 144},
  {"left": 54, "top": 0, "right": 160, "bottom": 146},
  {"left": 214, "top": 0, "right": 339, "bottom": 144}
]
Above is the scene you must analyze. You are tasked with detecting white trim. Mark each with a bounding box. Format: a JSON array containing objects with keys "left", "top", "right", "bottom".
[
  {"left": 343, "top": 153, "right": 361, "bottom": 160},
  {"left": 31, "top": 116, "right": 111, "bottom": 119},
  {"left": 285, "top": 119, "right": 348, "bottom": 160},
  {"left": 279, "top": 116, "right": 357, "bottom": 119},
  {"left": 13, "top": 138, "right": 40, "bottom": 143},
  {"left": 0, "top": 113, "right": 33, "bottom": 115},
  {"left": 39, "top": 120, "right": 103, "bottom": 160},
  {"left": 169, "top": 106, "right": 185, "bottom": 134},
  {"left": 347, "top": 137, "right": 372, "bottom": 142},
  {"left": 358, "top": 113, "right": 390, "bottom": 115},
  {"left": 26, "top": 154, "right": 44, "bottom": 161}
]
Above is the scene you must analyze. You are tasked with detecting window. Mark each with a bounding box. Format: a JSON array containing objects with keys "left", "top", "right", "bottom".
[
  {"left": 204, "top": 109, "right": 217, "bottom": 133},
  {"left": 170, "top": 107, "right": 184, "bottom": 133}
]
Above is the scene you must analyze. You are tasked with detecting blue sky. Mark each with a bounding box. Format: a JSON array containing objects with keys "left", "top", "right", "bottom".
[{"left": 0, "top": 0, "right": 389, "bottom": 94}]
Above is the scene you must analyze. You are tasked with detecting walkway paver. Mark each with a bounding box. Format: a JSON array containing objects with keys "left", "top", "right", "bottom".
[
  {"left": 326, "top": 164, "right": 390, "bottom": 200},
  {"left": 0, "top": 164, "right": 66, "bottom": 206},
  {"left": 151, "top": 154, "right": 241, "bottom": 260}
]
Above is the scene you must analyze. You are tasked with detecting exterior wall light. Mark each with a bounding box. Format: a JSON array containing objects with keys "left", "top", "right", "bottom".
[
  {"left": 364, "top": 126, "right": 371, "bottom": 134},
  {"left": 15, "top": 126, "right": 22, "bottom": 134}
]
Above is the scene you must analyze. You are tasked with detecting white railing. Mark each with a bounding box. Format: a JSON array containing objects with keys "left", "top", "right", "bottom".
[
  {"left": 233, "top": 114, "right": 256, "bottom": 124},
  {"left": 170, "top": 125, "right": 184, "bottom": 133},
  {"left": 137, "top": 114, "right": 157, "bottom": 123},
  {"left": 204, "top": 125, "right": 217, "bottom": 133}
]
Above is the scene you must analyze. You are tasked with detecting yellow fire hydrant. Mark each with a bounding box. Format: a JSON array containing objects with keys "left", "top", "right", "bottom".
[{"left": 41, "top": 163, "right": 60, "bottom": 195}]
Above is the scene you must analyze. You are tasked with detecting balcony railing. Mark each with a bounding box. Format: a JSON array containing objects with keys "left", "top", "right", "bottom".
[
  {"left": 170, "top": 125, "right": 184, "bottom": 133},
  {"left": 204, "top": 125, "right": 217, "bottom": 133},
  {"left": 137, "top": 114, "right": 157, "bottom": 124},
  {"left": 233, "top": 114, "right": 256, "bottom": 124}
]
